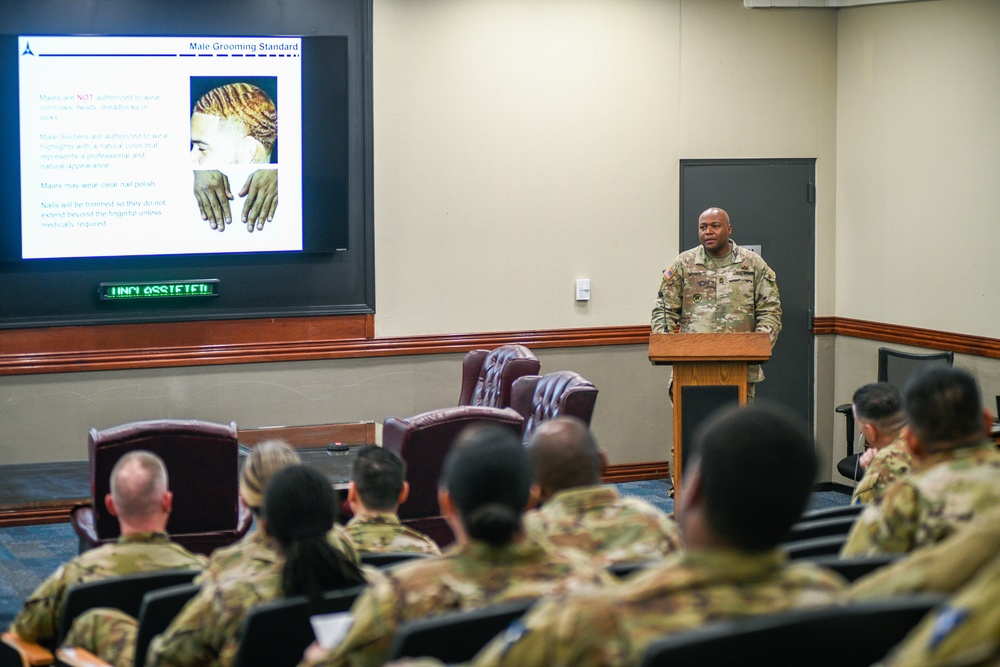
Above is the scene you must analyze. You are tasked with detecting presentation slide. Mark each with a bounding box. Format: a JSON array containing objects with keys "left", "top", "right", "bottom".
[{"left": 18, "top": 36, "right": 303, "bottom": 260}]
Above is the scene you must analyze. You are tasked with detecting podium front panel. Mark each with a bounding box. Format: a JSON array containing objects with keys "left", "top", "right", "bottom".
[{"left": 678, "top": 385, "right": 739, "bottom": 485}]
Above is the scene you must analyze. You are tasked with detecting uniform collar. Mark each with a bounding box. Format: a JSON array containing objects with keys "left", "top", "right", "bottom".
[{"left": 695, "top": 239, "right": 740, "bottom": 267}]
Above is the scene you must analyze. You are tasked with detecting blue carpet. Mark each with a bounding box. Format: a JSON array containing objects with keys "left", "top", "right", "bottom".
[{"left": 0, "top": 482, "right": 851, "bottom": 629}]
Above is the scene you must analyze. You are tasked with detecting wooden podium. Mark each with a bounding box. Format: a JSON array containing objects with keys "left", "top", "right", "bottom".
[{"left": 648, "top": 332, "right": 772, "bottom": 491}]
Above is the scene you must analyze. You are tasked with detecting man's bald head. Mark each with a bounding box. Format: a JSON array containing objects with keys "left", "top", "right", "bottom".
[
  {"left": 527, "top": 417, "right": 602, "bottom": 497},
  {"left": 109, "top": 451, "right": 170, "bottom": 523}
]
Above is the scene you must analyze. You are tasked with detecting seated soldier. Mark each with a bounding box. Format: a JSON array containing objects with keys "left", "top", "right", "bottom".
[
  {"left": 145, "top": 465, "right": 368, "bottom": 666},
  {"left": 842, "top": 367, "right": 1000, "bottom": 557},
  {"left": 524, "top": 416, "right": 682, "bottom": 566},
  {"left": 850, "top": 504, "right": 1000, "bottom": 601},
  {"left": 61, "top": 440, "right": 360, "bottom": 666},
  {"left": 344, "top": 446, "right": 441, "bottom": 556},
  {"left": 850, "top": 383, "right": 912, "bottom": 506},
  {"left": 299, "top": 424, "right": 614, "bottom": 667},
  {"left": 461, "top": 404, "right": 846, "bottom": 667},
  {"left": 8, "top": 451, "right": 205, "bottom": 648},
  {"left": 878, "top": 548, "right": 1000, "bottom": 666}
]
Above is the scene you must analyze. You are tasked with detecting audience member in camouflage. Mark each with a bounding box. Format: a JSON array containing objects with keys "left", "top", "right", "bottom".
[
  {"left": 842, "top": 368, "right": 1000, "bottom": 557},
  {"left": 343, "top": 514, "right": 440, "bottom": 555},
  {"left": 879, "top": 550, "right": 1000, "bottom": 666},
  {"left": 851, "top": 505, "right": 1000, "bottom": 601},
  {"left": 650, "top": 207, "right": 781, "bottom": 388},
  {"left": 343, "top": 445, "right": 441, "bottom": 556},
  {"left": 848, "top": 383, "right": 912, "bottom": 506},
  {"left": 61, "top": 441, "right": 360, "bottom": 667},
  {"left": 10, "top": 451, "right": 205, "bottom": 646},
  {"left": 299, "top": 425, "right": 612, "bottom": 667},
  {"left": 524, "top": 417, "right": 682, "bottom": 566},
  {"left": 463, "top": 405, "right": 845, "bottom": 667}
]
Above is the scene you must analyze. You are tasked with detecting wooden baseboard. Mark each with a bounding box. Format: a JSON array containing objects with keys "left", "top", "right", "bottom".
[{"left": 602, "top": 461, "right": 671, "bottom": 484}]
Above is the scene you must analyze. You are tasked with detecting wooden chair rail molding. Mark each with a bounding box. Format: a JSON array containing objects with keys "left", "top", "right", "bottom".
[
  {"left": 812, "top": 317, "right": 1000, "bottom": 359},
  {"left": 0, "top": 315, "right": 996, "bottom": 377}
]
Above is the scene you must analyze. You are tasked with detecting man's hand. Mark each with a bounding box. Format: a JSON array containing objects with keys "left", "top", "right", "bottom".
[
  {"left": 193, "top": 170, "right": 234, "bottom": 231},
  {"left": 859, "top": 446, "right": 876, "bottom": 470},
  {"left": 239, "top": 169, "right": 278, "bottom": 233}
]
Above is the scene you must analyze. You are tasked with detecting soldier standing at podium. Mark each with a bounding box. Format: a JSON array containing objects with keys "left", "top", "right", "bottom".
[{"left": 651, "top": 206, "right": 782, "bottom": 402}]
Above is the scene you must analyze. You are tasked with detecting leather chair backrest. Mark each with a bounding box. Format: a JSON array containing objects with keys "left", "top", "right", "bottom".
[
  {"left": 459, "top": 346, "right": 541, "bottom": 409},
  {"left": 383, "top": 407, "right": 523, "bottom": 520},
  {"left": 231, "top": 585, "right": 366, "bottom": 667},
  {"left": 511, "top": 371, "right": 598, "bottom": 445},
  {"left": 88, "top": 419, "right": 240, "bottom": 540}
]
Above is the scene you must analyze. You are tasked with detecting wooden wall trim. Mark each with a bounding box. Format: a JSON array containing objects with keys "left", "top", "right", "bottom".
[
  {"left": 0, "top": 318, "right": 651, "bottom": 376},
  {"left": 601, "top": 461, "right": 671, "bottom": 484},
  {"left": 813, "top": 317, "right": 1000, "bottom": 359},
  {"left": 2, "top": 315, "right": 995, "bottom": 377}
]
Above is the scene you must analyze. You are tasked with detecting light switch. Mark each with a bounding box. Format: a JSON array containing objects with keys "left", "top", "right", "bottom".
[{"left": 576, "top": 278, "right": 591, "bottom": 301}]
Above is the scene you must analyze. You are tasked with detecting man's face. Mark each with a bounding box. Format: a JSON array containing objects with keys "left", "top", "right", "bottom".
[
  {"left": 190, "top": 112, "right": 243, "bottom": 165},
  {"left": 698, "top": 210, "right": 732, "bottom": 257}
]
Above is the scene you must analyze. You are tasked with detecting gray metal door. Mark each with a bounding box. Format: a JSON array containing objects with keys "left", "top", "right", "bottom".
[{"left": 679, "top": 159, "right": 815, "bottom": 429}]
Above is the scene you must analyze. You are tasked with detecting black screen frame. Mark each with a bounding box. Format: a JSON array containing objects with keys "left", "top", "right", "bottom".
[{"left": 0, "top": 0, "right": 374, "bottom": 329}]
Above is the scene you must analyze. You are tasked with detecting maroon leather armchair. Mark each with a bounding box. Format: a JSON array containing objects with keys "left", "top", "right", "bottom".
[
  {"left": 70, "top": 419, "right": 252, "bottom": 556},
  {"left": 458, "top": 345, "right": 541, "bottom": 409},
  {"left": 383, "top": 406, "right": 524, "bottom": 547},
  {"left": 511, "top": 371, "right": 599, "bottom": 444}
]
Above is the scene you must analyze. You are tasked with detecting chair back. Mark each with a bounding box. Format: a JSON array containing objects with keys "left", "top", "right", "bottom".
[
  {"left": 783, "top": 534, "right": 848, "bottom": 560},
  {"left": 58, "top": 570, "right": 198, "bottom": 645},
  {"left": 511, "top": 371, "right": 598, "bottom": 444},
  {"left": 387, "top": 597, "right": 537, "bottom": 663},
  {"left": 877, "top": 347, "right": 954, "bottom": 390},
  {"left": 459, "top": 346, "right": 541, "bottom": 409},
  {"left": 231, "top": 585, "right": 366, "bottom": 667},
  {"left": 383, "top": 407, "right": 523, "bottom": 521},
  {"left": 359, "top": 552, "right": 432, "bottom": 569},
  {"left": 86, "top": 419, "right": 240, "bottom": 540},
  {"left": 787, "top": 515, "right": 858, "bottom": 542},
  {"left": 640, "top": 594, "right": 946, "bottom": 667},
  {"left": 798, "top": 504, "right": 865, "bottom": 522},
  {"left": 807, "top": 554, "right": 902, "bottom": 583},
  {"left": 133, "top": 583, "right": 201, "bottom": 667}
]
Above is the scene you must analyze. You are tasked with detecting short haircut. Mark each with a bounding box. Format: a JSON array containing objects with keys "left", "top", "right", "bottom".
[
  {"left": 351, "top": 446, "right": 406, "bottom": 512},
  {"left": 194, "top": 82, "right": 277, "bottom": 153},
  {"left": 109, "top": 450, "right": 169, "bottom": 520},
  {"left": 853, "top": 383, "right": 906, "bottom": 433},
  {"left": 905, "top": 366, "right": 984, "bottom": 449},
  {"left": 527, "top": 417, "right": 601, "bottom": 492},
  {"left": 240, "top": 440, "right": 301, "bottom": 511},
  {"left": 443, "top": 424, "right": 533, "bottom": 547},
  {"left": 692, "top": 403, "right": 817, "bottom": 552}
]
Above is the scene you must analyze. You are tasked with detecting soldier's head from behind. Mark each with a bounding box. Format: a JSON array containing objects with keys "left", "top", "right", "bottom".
[
  {"left": 106, "top": 450, "right": 172, "bottom": 534},
  {"left": 676, "top": 403, "right": 817, "bottom": 552},
  {"left": 441, "top": 423, "right": 535, "bottom": 547},
  {"left": 698, "top": 207, "right": 732, "bottom": 258},
  {"left": 853, "top": 382, "right": 907, "bottom": 447},
  {"left": 904, "top": 366, "right": 989, "bottom": 456},
  {"left": 527, "top": 417, "right": 604, "bottom": 503},
  {"left": 191, "top": 82, "right": 277, "bottom": 165},
  {"left": 239, "top": 439, "right": 301, "bottom": 516},
  {"left": 262, "top": 465, "right": 365, "bottom": 608},
  {"left": 348, "top": 445, "right": 409, "bottom": 516}
]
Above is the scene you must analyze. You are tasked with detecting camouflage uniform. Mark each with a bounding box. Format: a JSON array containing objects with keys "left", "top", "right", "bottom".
[
  {"left": 524, "top": 486, "right": 683, "bottom": 566},
  {"left": 298, "top": 538, "right": 614, "bottom": 667},
  {"left": 62, "top": 526, "right": 360, "bottom": 667},
  {"left": 344, "top": 513, "right": 441, "bottom": 556},
  {"left": 650, "top": 239, "right": 781, "bottom": 384},
  {"left": 9, "top": 532, "right": 205, "bottom": 646},
  {"left": 851, "top": 435, "right": 914, "bottom": 506},
  {"left": 881, "top": 551, "right": 1000, "bottom": 667},
  {"left": 851, "top": 505, "right": 1000, "bottom": 601},
  {"left": 467, "top": 548, "right": 845, "bottom": 667},
  {"left": 841, "top": 441, "right": 1000, "bottom": 557}
]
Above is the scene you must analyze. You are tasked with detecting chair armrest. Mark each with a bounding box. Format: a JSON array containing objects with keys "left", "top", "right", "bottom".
[
  {"left": 1, "top": 632, "right": 55, "bottom": 667},
  {"left": 54, "top": 647, "right": 110, "bottom": 667},
  {"left": 835, "top": 403, "right": 852, "bottom": 414}
]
